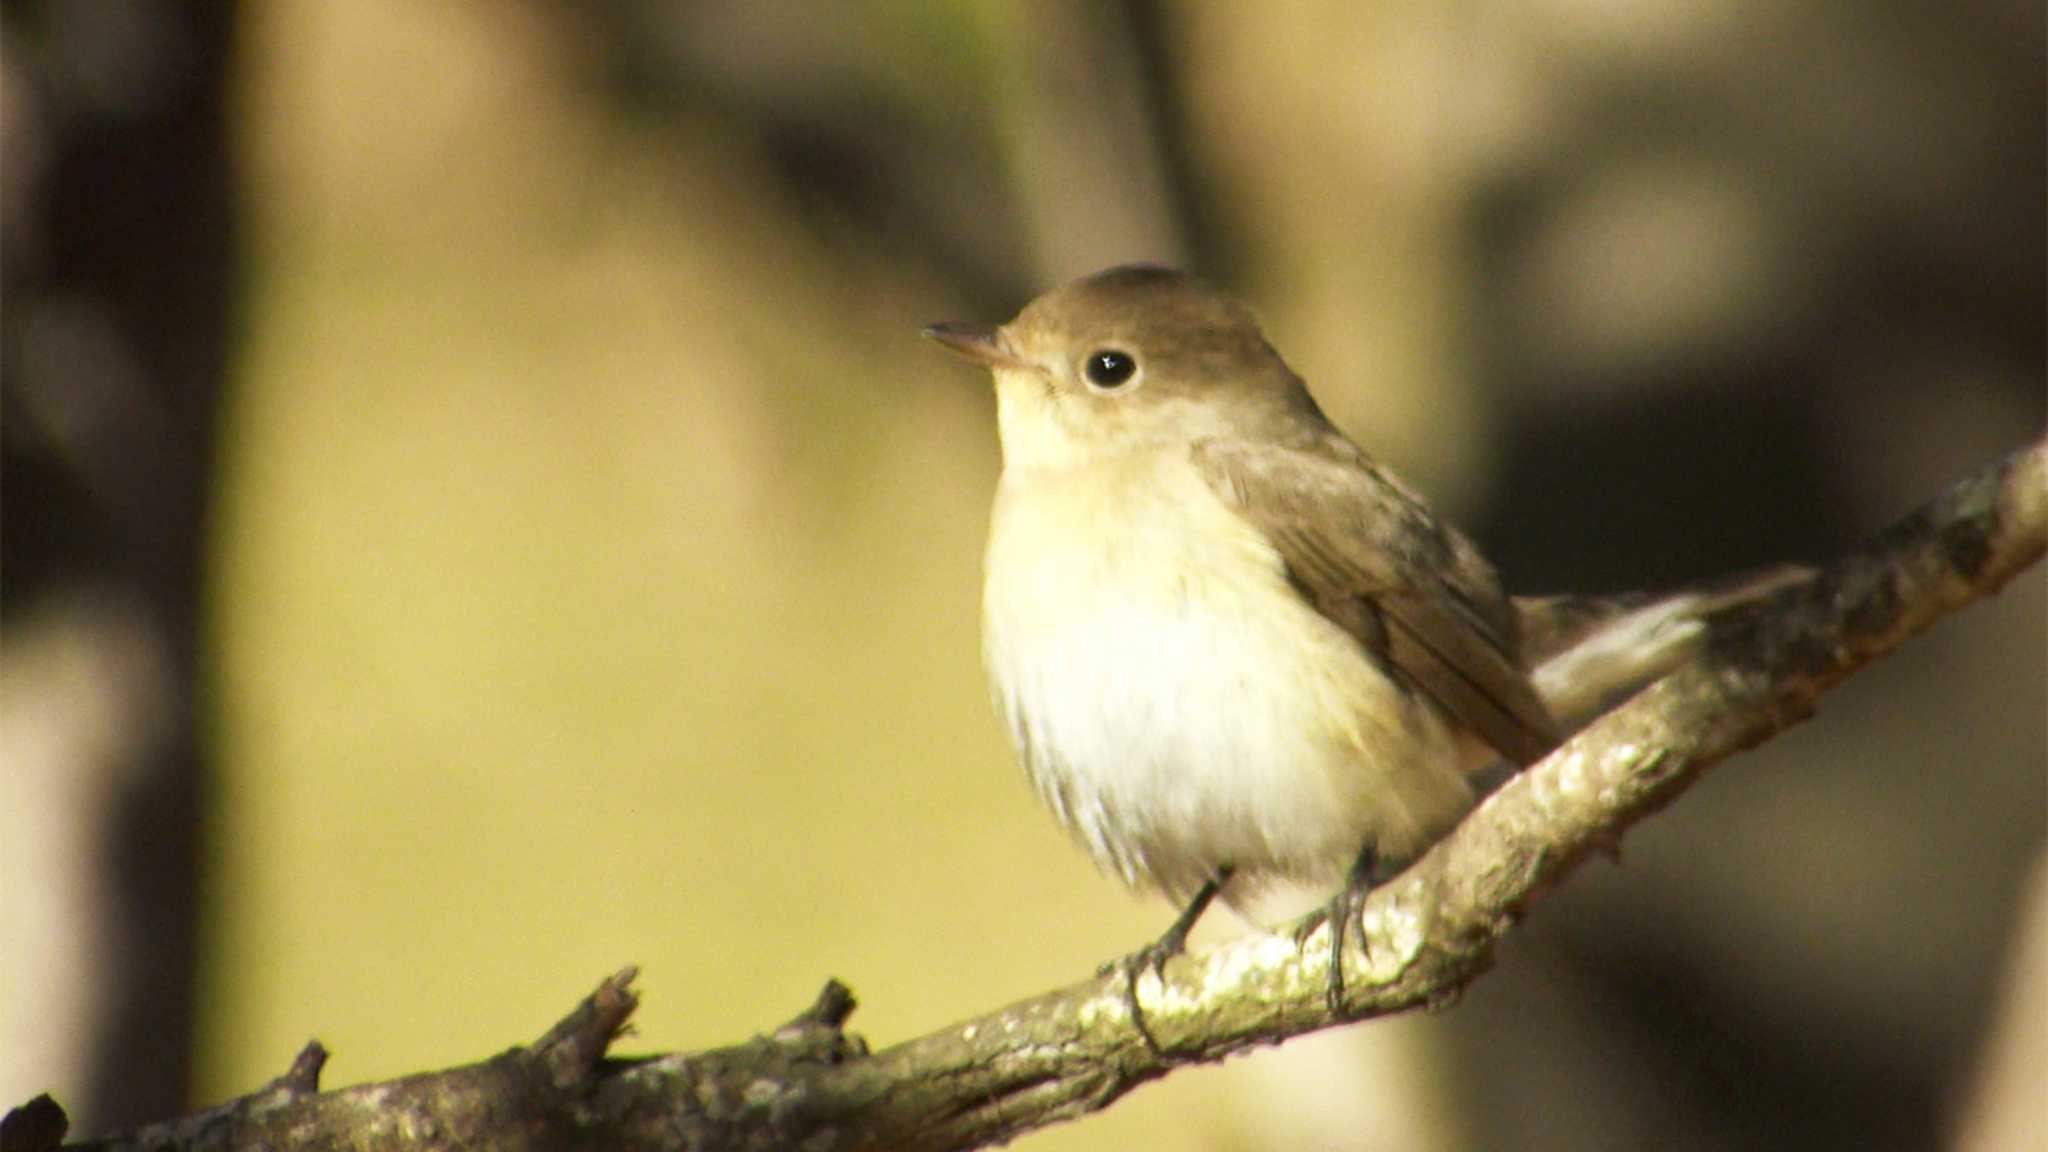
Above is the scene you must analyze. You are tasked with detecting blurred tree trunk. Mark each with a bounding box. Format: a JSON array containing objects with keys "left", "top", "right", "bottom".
[{"left": 1, "top": 0, "right": 238, "bottom": 1130}]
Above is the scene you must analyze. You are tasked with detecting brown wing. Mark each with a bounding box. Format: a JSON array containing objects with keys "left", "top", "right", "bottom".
[{"left": 1194, "top": 436, "right": 1560, "bottom": 767}]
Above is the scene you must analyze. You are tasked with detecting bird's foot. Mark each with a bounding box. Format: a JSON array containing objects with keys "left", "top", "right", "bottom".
[
  {"left": 1103, "top": 871, "right": 1230, "bottom": 1054},
  {"left": 1105, "top": 933, "right": 1185, "bottom": 1055},
  {"left": 1294, "top": 847, "right": 1378, "bottom": 1018}
]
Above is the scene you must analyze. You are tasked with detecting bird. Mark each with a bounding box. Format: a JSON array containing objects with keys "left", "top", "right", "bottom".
[{"left": 924, "top": 264, "right": 1801, "bottom": 1016}]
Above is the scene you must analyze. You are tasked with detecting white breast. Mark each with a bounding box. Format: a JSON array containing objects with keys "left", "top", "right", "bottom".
[{"left": 982, "top": 450, "right": 1474, "bottom": 901}]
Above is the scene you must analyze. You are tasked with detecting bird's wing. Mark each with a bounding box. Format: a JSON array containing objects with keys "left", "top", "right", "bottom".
[{"left": 1193, "top": 436, "right": 1560, "bottom": 767}]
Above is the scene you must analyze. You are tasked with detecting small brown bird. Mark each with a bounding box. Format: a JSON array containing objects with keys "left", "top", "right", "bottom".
[{"left": 926, "top": 265, "right": 1799, "bottom": 1011}]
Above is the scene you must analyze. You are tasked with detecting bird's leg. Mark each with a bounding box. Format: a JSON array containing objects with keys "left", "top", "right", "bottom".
[
  {"left": 1136, "top": 869, "right": 1231, "bottom": 975},
  {"left": 1293, "top": 845, "right": 1379, "bottom": 1017},
  {"left": 1105, "top": 867, "right": 1233, "bottom": 1053}
]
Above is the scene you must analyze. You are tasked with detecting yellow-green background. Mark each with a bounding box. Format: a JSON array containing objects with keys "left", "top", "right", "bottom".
[{"left": 209, "top": 5, "right": 1269, "bottom": 1147}]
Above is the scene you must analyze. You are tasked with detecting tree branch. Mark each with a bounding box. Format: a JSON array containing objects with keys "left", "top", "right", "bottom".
[{"left": 19, "top": 438, "right": 2043, "bottom": 1152}]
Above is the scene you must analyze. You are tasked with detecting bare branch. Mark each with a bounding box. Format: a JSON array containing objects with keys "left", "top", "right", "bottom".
[{"left": 21, "top": 438, "right": 2043, "bottom": 1152}]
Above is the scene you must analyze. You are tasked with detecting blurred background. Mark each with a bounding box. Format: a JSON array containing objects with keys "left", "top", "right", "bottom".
[{"left": 2, "top": 2, "right": 2042, "bottom": 1149}]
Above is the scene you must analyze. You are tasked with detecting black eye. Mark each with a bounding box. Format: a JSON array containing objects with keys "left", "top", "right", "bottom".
[{"left": 1083, "top": 349, "right": 1138, "bottom": 389}]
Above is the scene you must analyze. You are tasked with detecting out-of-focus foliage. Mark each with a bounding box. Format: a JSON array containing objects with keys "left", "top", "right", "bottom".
[{"left": 4, "top": 2, "right": 2040, "bottom": 1149}]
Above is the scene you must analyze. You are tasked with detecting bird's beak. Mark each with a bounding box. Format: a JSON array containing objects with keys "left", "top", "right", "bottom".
[{"left": 922, "top": 322, "right": 1026, "bottom": 370}]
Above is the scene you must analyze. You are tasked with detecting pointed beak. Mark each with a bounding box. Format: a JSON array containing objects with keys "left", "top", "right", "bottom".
[{"left": 922, "top": 322, "right": 1026, "bottom": 370}]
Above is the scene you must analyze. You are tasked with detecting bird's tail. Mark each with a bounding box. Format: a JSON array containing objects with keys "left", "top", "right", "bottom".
[{"left": 1513, "top": 564, "right": 1813, "bottom": 726}]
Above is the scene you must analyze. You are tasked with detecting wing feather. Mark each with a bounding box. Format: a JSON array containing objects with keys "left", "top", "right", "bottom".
[{"left": 1193, "top": 437, "right": 1560, "bottom": 766}]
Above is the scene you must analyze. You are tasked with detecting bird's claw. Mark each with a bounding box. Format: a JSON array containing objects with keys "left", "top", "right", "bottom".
[
  {"left": 1106, "top": 935, "right": 1187, "bottom": 1054},
  {"left": 1108, "top": 873, "right": 1230, "bottom": 1055},
  {"left": 1299, "top": 847, "right": 1379, "bottom": 1018}
]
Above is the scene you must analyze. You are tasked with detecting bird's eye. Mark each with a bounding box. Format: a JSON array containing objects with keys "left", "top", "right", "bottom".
[{"left": 1083, "top": 349, "right": 1138, "bottom": 390}]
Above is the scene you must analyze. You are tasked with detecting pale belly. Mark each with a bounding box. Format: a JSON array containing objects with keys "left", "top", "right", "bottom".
[{"left": 982, "top": 455, "right": 1475, "bottom": 901}]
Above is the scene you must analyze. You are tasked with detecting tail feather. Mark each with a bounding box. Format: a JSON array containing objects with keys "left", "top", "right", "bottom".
[{"left": 1515, "top": 565, "right": 1812, "bottom": 725}]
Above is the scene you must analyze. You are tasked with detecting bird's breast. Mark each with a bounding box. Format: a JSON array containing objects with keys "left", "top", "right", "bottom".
[{"left": 981, "top": 451, "right": 1470, "bottom": 899}]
